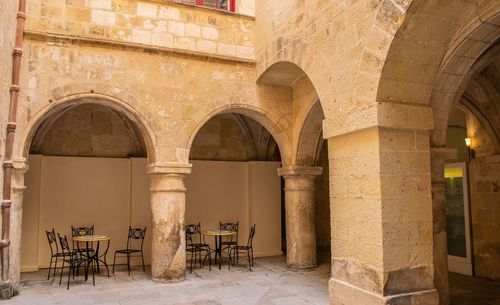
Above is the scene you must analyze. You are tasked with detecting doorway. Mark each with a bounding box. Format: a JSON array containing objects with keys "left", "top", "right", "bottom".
[{"left": 445, "top": 162, "right": 473, "bottom": 276}]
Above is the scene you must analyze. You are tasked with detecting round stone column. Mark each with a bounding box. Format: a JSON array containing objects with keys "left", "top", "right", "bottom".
[
  {"left": 148, "top": 163, "right": 191, "bottom": 283},
  {"left": 278, "top": 166, "right": 322, "bottom": 269}
]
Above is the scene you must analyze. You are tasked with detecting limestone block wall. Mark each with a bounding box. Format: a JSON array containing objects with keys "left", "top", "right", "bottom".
[
  {"left": 26, "top": 0, "right": 255, "bottom": 60},
  {"left": 470, "top": 154, "right": 500, "bottom": 280},
  {"left": 254, "top": 0, "right": 417, "bottom": 130},
  {"left": 15, "top": 38, "right": 294, "bottom": 164},
  {"left": 236, "top": 0, "right": 254, "bottom": 17},
  {"left": 29, "top": 104, "right": 146, "bottom": 158}
]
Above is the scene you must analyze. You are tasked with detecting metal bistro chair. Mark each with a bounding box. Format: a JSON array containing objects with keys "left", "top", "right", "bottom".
[
  {"left": 229, "top": 224, "right": 256, "bottom": 271},
  {"left": 58, "top": 234, "right": 94, "bottom": 289},
  {"left": 219, "top": 221, "right": 239, "bottom": 260},
  {"left": 45, "top": 228, "right": 66, "bottom": 280},
  {"left": 113, "top": 226, "right": 147, "bottom": 276},
  {"left": 71, "top": 225, "right": 95, "bottom": 255},
  {"left": 185, "top": 223, "right": 211, "bottom": 273}
]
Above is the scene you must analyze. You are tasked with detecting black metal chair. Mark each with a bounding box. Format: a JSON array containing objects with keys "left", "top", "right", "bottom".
[
  {"left": 229, "top": 224, "right": 256, "bottom": 271},
  {"left": 71, "top": 225, "right": 95, "bottom": 256},
  {"left": 58, "top": 233, "right": 93, "bottom": 289},
  {"left": 219, "top": 221, "right": 239, "bottom": 259},
  {"left": 185, "top": 223, "right": 211, "bottom": 273},
  {"left": 45, "top": 228, "right": 66, "bottom": 280},
  {"left": 112, "top": 226, "right": 147, "bottom": 276}
]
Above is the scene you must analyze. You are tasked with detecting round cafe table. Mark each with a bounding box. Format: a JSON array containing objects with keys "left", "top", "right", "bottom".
[
  {"left": 203, "top": 230, "right": 236, "bottom": 270},
  {"left": 73, "top": 235, "right": 111, "bottom": 278}
]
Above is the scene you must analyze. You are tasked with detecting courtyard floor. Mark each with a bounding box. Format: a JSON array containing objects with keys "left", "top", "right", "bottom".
[
  {"left": 8, "top": 257, "right": 500, "bottom": 305},
  {"left": 11, "top": 256, "right": 330, "bottom": 305},
  {"left": 449, "top": 272, "right": 500, "bottom": 305}
]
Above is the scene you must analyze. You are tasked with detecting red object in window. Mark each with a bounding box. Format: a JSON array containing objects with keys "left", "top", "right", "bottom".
[{"left": 191, "top": 0, "right": 235, "bottom": 12}]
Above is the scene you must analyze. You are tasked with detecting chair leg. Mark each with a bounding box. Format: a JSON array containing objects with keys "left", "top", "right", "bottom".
[
  {"left": 59, "top": 260, "right": 65, "bottom": 285},
  {"left": 247, "top": 251, "right": 252, "bottom": 271},
  {"left": 141, "top": 251, "right": 145, "bottom": 272},
  {"left": 251, "top": 248, "right": 254, "bottom": 267},
  {"left": 189, "top": 251, "right": 194, "bottom": 273},
  {"left": 66, "top": 263, "right": 71, "bottom": 290},
  {"left": 208, "top": 249, "right": 211, "bottom": 271},
  {"left": 47, "top": 256, "right": 53, "bottom": 280},
  {"left": 92, "top": 259, "right": 95, "bottom": 286},
  {"left": 112, "top": 252, "right": 117, "bottom": 274},
  {"left": 127, "top": 253, "right": 131, "bottom": 276},
  {"left": 53, "top": 257, "right": 58, "bottom": 278}
]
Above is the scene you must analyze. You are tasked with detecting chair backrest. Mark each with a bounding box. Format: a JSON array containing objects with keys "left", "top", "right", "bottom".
[
  {"left": 127, "top": 226, "right": 147, "bottom": 250},
  {"left": 46, "top": 228, "right": 58, "bottom": 255},
  {"left": 220, "top": 221, "right": 239, "bottom": 242},
  {"left": 57, "top": 233, "right": 72, "bottom": 255},
  {"left": 71, "top": 225, "right": 94, "bottom": 237},
  {"left": 246, "top": 224, "right": 256, "bottom": 248},
  {"left": 185, "top": 223, "right": 202, "bottom": 246}
]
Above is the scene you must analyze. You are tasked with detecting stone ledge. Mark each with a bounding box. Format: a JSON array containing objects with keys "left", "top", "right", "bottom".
[{"left": 24, "top": 31, "right": 257, "bottom": 67}]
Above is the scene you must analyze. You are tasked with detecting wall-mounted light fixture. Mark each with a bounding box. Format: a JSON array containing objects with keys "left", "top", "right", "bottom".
[{"left": 465, "top": 137, "right": 475, "bottom": 161}]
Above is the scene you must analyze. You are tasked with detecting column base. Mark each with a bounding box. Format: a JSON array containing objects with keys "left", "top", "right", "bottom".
[
  {"left": 329, "top": 278, "right": 438, "bottom": 305},
  {"left": 0, "top": 280, "right": 12, "bottom": 299},
  {"left": 287, "top": 263, "right": 318, "bottom": 270},
  {"left": 151, "top": 275, "right": 185, "bottom": 284}
]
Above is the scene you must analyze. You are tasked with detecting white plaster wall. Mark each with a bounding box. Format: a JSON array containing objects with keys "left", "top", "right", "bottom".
[
  {"left": 21, "top": 157, "right": 281, "bottom": 271},
  {"left": 186, "top": 160, "right": 282, "bottom": 257}
]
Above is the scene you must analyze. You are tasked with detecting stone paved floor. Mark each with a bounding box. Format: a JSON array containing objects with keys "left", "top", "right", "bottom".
[
  {"left": 450, "top": 272, "right": 500, "bottom": 305},
  {"left": 9, "top": 256, "right": 330, "bottom": 305}
]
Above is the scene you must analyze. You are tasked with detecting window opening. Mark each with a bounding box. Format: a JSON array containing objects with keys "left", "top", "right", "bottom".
[{"left": 174, "top": 0, "right": 236, "bottom": 12}]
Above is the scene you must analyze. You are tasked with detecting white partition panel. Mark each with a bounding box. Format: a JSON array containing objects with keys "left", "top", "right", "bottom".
[
  {"left": 21, "top": 157, "right": 281, "bottom": 272},
  {"left": 248, "top": 161, "right": 282, "bottom": 257},
  {"left": 36, "top": 156, "right": 132, "bottom": 269}
]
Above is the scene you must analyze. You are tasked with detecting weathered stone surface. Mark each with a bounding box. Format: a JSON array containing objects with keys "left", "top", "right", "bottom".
[
  {"left": 148, "top": 164, "right": 191, "bottom": 283},
  {"left": 278, "top": 166, "right": 323, "bottom": 269}
]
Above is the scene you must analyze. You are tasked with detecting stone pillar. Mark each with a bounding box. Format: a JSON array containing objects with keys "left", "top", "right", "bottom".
[
  {"left": 327, "top": 127, "right": 439, "bottom": 305},
  {"left": 278, "top": 166, "right": 322, "bottom": 269},
  {"left": 430, "top": 147, "right": 456, "bottom": 305},
  {"left": 148, "top": 163, "right": 191, "bottom": 283},
  {"left": 8, "top": 160, "right": 27, "bottom": 289}
]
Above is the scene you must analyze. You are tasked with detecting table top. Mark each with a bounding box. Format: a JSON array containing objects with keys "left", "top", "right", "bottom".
[
  {"left": 73, "top": 235, "right": 111, "bottom": 242},
  {"left": 203, "top": 230, "right": 237, "bottom": 237}
]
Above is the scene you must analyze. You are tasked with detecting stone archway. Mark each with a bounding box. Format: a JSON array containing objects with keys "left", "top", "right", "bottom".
[
  {"left": 10, "top": 93, "right": 159, "bottom": 287},
  {"left": 186, "top": 104, "right": 293, "bottom": 166},
  {"left": 377, "top": 3, "right": 500, "bottom": 304}
]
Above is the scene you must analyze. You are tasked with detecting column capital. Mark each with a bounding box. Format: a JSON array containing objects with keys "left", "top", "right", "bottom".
[
  {"left": 277, "top": 166, "right": 323, "bottom": 177},
  {"left": 147, "top": 162, "right": 192, "bottom": 175}
]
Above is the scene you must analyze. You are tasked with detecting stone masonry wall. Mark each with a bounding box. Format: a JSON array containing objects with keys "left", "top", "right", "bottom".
[
  {"left": 26, "top": 0, "right": 255, "bottom": 60},
  {"left": 29, "top": 104, "right": 147, "bottom": 157},
  {"left": 470, "top": 154, "right": 500, "bottom": 280}
]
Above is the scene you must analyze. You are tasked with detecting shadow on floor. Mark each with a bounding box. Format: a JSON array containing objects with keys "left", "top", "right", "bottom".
[{"left": 450, "top": 272, "right": 500, "bottom": 305}]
